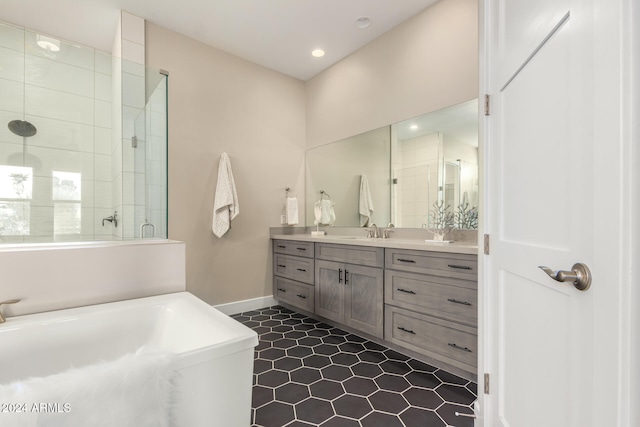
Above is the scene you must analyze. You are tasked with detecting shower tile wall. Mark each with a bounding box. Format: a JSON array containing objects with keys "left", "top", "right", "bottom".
[{"left": 0, "top": 22, "right": 113, "bottom": 242}]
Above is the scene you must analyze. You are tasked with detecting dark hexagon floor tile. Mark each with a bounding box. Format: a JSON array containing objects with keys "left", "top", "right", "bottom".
[
  {"left": 261, "top": 320, "right": 282, "bottom": 328},
  {"left": 322, "top": 334, "right": 347, "bottom": 345},
  {"left": 242, "top": 310, "right": 260, "bottom": 317},
  {"left": 436, "top": 403, "right": 474, "bottom": 427},
  {"left": 291, "top": 312, "right": 307, "bottom": 319},
  {"left": 379, "top": 360, "right": 411, "bottom": 375},
  {"left": 261, "top": 332, "right": 285, "bottom": 342},
  {"left": 255, "top": 340, "right": 271, "bottom": 352},
  {"left": 307, "top": 328, "right": 331, "bottom": 337},
  {"left": 251, "top": 315, "right": 270, "bottom": 322},
  {"left": 303, "top": 354, "right": 332, "bottom": 368},
  {"left": 254, "top": 358, "right": 273, "bottom": 374},
  {"left": 331, "top": 353, "right": 360, "bottom": 367},
  {"left": 436, "top": 383, "right": 477, "bottom": 406},
  {"left": 287, "top": 346, "right": 314, "bottom": 359},
  {"left": 298, "top": 336, "right": 323, "bottom": 347},
  {"left": 358, "top": 350, "right": 387, "bottom": 364},
  {"left": 314, "top": 344, "right": 340, "bottom": 356},
  {"left": 344, "top": 334, "right": 367, "bottom": 343},
  {"left": 273, "top": 338, "right": 298, "bottom": 349},
  {"left": 243, "top": 320, "right": 260, "bottom": 329},
  {"left": 407, "top": 359, "right": 438, "bottom": 373},
  {"left": 333, "top": 394, "right": 373, "bottom": 419},
  {"left": 434, "top": 369, "right": 469, "bottom": 385},
  {"left": 302, "top": 317, "right": 321, "bottom": 324},
  {"left": 257, "top": 370, "right": 289, "bottom": 388},
  {"left": 399, "top": 407, "right": 446, "bottom": 427},
  {"left": 405, "top": 371, "right": 441, "bottom": 389},
  {"left": 321, "top": 365, "right": 352, "bottom": 382},
  {"left": 294, "top": 323, "right": 316, "bottom": 331},
  {"left": 310, "top": 379, "right": 345, "bottom": 400},
  {"left": 285, "top": 421, "right": 315, "bottom": 427},
  {"left": 403, "top": 388, "right": 444, "bottom": 410},
  {"left": 283, "top": 318, "right": 303, "bottom": 326},
  {"left": 383, "top": 349, "right": 411, "bottom": 362},
  {"left": 254, "top": 401, "right": 295, "bottom": 427},
  {"left": 261, "top": 309, "right": 280, "bottom": 316},
  {"left": 343, "top": 376, "right": 379, "bottom": 396},
  {"left": 254, "top": 326, "right": 271, "bottom": 335},
  {"left": 360, "top": 411, "right": 404, "bottom": 427},
  {"left": 351, "top": 362, "right": 383, "bottom": 378},
  {"left": 259, "top": 347, "right": 286, "bottom": 361},
  {"left": 328, "top": 327, "right": 349, "bottom": 336},
  {"left": 368, "top": 390, "right": 409, "bottom": 414},
  {"left": 274, "top": 382, "right": 310, "bottom": 404},
  {"left": 252, "top": 385, "right": 274, "bottom": 408},
  {"left": 467, "top": 382, "right": 478, "bottom": 396},
  {"left": 272, "top": 313, "right": 291, "bottom": 320},
  {"left": 290, "top": 367, "right": 322, "bottom": 384},
  {"left": 272, "top": 325, "right": 293, "bottom": 333},
  {"left": 339, "top": 342, "right": 366, "bottom": 354},
  {"left": 273, "top": 356, "right": 303, "bottom": 371},
  {"left": 315, "top": 322, "right": 333, "bottom": 329},
  {"left": 374, "top": 374, "right": 411, "bottom": 392},
  {"left": 363, "top": 341, "right": 387, "bottom": 351},
  {"left": 296, "top": 397, "right": 335, "bottom": 424},
  {"left": 320, "top": 415, "right": 360, "bottom": 427},
  {"left": 283, "top": 330, "right": 306, "bottom": 340}
]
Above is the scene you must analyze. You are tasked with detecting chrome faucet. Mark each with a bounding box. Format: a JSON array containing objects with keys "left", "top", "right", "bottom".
[
  {"left": 102, "top": 210, "right": 118, "bottom": 227},
  {"left": 140, "top": 219, "right": 155, "bottom": 238},
  {"left": 0, "top": 299, "right": 21, "bottom": 323},
  {"left": 368, "top": 223, "right": 380, "bottom": 238}
]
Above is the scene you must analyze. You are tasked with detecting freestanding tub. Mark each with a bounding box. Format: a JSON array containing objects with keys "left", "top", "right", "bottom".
[{"left": 0, "top": 292, "right": 258, "bottom": 426}]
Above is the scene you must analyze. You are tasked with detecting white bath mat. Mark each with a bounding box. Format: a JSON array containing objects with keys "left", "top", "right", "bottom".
[{"left": 0, "top": 348, "right": 176, "bottom": 427}]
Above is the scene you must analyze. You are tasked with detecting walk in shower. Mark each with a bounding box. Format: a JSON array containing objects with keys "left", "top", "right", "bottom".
[{"left": 0, "top": 21, "right": 167, "bottom": 243}]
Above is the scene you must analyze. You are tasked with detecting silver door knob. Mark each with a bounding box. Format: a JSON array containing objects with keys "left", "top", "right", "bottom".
[{"left": 538, "top": 263, "right": 592, "bottom": 291}]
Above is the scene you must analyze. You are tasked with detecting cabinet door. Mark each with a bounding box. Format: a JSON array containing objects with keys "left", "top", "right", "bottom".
[
  {"left": 344, "top": 264, "right": 383, "bottom": 338},
  {"left": 315, "top": 260, "right": 343, "bottom": 323}
]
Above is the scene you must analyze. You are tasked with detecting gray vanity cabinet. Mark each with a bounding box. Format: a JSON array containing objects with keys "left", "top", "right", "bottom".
[
  {"left": 273, "top": 240, "right": 315, "bottom": 312},
  {"left": 315, "top": 244, "right": 384, "bottom": 339},
  {"left": 384, "top": 248, "right": 478, "bottom": 373}
]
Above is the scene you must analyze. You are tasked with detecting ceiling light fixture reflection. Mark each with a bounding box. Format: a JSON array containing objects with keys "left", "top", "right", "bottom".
[
  {"left": 410, "top": 124, "right": 419, "bottom": 130},
  {"left": 355, "top": 17, "right": 371, "bottom": 29},
  {"left": 36, "top": 35, "right": 61, "bottom": 52},
  {"left": 311, "top": 49, "right": 325, "bottom": 58}
]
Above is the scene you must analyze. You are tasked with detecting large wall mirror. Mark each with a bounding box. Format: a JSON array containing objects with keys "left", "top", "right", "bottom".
[{"left": 305, "top": 99, "right": 478, "bottom": 229}]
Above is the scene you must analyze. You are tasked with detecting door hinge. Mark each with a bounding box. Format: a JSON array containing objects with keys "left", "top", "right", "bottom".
[
  {"left": 484, "top": 373, "right": 490, "bottom": 394},
  {"left": 484, "top": 94, "right": 491, "bottom": 116},
  {"left": 484, "top": 234, "right": 490, "bottom": 255}
]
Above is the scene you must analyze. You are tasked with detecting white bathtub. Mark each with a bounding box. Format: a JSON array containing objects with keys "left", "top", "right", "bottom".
[{"left": 0, "top": 292, "right": 258, "bottom": 426}]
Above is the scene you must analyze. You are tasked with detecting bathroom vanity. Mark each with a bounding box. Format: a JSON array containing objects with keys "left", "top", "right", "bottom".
[{"left": 271, "top": 234, "right": 478, "bottom": 378}]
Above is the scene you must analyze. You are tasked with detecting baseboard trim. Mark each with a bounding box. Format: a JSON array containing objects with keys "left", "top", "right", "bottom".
[{"left": 214, "top": 295, "right": 279, "bottom": 315}]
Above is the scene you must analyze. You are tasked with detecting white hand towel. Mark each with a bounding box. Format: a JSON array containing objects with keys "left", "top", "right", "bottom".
[
  {"left": 359, "top": 174, "right": 374, "bottom": 226},
  {"left": 212, "top": 152, "right": 239, "bottom": 238},
  {"left": 314, "top": 199, "right": 336, "bottom": 225},
  {"left": 286, "top": 196, "right": 299, "bottom": 225}
]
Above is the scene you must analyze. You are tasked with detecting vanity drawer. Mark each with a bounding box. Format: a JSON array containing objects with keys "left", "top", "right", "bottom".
[
  {"left": 273, "top": 240, "right": 315, "bottom": 258},
  {"left": 385, "top": 306, "right": 477, "bottom": 371},
  {"left": 316, "top": 243, "right": 384, "bottom": 268},
  {"left": 385, "top": 248, "right": 477, "bottom": 280},
  {"left": 275, "top": 276, "right": 315, "bottom": 313},
  {"left": 274, "top": 254, "right": 314, "bottom": 285},
  {"left": 385, "top": 270, "right": 477, "bottom": 327}
]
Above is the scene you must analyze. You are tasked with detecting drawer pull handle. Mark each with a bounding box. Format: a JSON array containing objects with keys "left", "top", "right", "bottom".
[
  {"left": 278, "top": 288, "right": 287, "bottom": 292},
  {"left": 397, "top": 258, "right": 416, "bottom": 263},
  {"left": 277, "top": 245, "right": 286, "bottom": 248},
  {"left": 448, "top": 343, "right": 472, "bottom": 353},
  {"left": 339, "top": 269, "right": 343, "bottom": 283},
  {"left": 296, "top": 268, "right": 307, "bottom": 272},
  {"left": 447, "top": 298, "right": 472, "bottom": 306},
  {"left": 398, "top": 327, "right": 416, "bottom": 335},
  {"left": 397, "top": 288, "right": 416, "bottom": 294},
  {"left": 296, "top": 294, "right": 307, "bottom": 299},
  {"left": 345, "top": 269, "right": 349, "bottom": 285},
  {"left": 278, "top": 264, "right": 286, "bottom": 268},
  {"left": 296, "top": 247, "right": 307, "bottom": 251},
  {"left": 448, "top": 264, "right": 472, "bottom": 270}
]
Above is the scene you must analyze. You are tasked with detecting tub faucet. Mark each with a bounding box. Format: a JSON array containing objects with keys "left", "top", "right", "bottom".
[{"left": 0, "top": 299, "right": 21, "bottom": 324}]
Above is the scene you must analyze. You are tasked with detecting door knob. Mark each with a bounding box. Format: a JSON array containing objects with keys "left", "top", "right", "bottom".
[{"left": 538, "top": 263, "right": 592, "bottom": 291}]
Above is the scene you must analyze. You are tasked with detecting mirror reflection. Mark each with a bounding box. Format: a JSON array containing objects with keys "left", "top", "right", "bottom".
[{"left": 305, "top": 99, "right": 478, "bottom": 229}]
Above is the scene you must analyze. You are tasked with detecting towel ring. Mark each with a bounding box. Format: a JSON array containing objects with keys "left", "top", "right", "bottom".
[{"left": 320, "top": 190, "right": 331, "bottom": 200}]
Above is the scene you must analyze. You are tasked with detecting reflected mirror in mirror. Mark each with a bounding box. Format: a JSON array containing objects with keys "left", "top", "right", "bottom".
[
  {"left": 392, "top": 99, "right": 478, "bottom": 229},
  {"left": 305, "top": 99, "right": 478, "bottom": 229}
]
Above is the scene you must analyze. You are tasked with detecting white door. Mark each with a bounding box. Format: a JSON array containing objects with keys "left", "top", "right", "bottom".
[{"left": 482, "top": 0, "right": 633, "bottom": 426}]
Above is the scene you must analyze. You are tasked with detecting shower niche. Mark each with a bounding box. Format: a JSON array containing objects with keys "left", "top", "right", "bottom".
[{"left": 0, "top": 21, "right": 167, "bottom": 243}]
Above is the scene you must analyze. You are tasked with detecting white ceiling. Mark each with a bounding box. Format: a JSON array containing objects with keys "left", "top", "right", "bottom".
[{"left": 0, "top": 0, "right": 440, "bottom": 81}]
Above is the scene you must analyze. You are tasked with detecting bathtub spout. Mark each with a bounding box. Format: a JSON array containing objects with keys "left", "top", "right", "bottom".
[{"left": 0, "top": 299, "right": 21, "bottom": 323}]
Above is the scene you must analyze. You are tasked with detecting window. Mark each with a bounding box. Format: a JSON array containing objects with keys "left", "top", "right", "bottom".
[
  {"left": 0, "top": 165, "right": 33, "bottom": 236},
  {"left": 53, "top": 171, "right": 81, "bottom": 235}
]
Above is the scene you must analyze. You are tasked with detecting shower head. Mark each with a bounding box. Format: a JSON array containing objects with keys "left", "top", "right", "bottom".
[{"left": 8, "top": 120, "right": 37, "bottom": 137}]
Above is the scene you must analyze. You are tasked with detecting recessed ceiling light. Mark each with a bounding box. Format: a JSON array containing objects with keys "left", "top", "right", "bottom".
[
  {"left": 410, "top": 124, "right": 419, "bottom": 130},
  {"left": 311, "top": 49, "right": 325, "bottom": 58},
  {"left": 36, "top": 35, "right": 60, "bottom": 52},
  {"left": 355, "top": 17, "right": 371, "bottom": 29}
]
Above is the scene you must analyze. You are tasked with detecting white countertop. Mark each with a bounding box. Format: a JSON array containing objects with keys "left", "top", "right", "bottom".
[{"left": 271, "top": 234, "right": 478, "bottom": 255}]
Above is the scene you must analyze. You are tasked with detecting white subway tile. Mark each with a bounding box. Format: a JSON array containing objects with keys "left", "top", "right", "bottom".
[
  {"left": 25, "top": 85, "right": 94, "bottom": 125},
  {"left": 94, "top": 153, "right": 111, "bottom": 181},
  {"left": 94, "top": 181, "right": 112, "bottom": 208},
  {"left": 26, "top": 54, "right": 94, "bottom": 97},
  {"left": 25, "top": 146, "right": 95, "bottom": 180},
  {"left": 95, "top": 72, "right": 112, "bottom": 101},
  {"left": 121, "top": 12, "right": 145, "bottom": 45},
  {"left": 0, "top": 79, "right": 25, "bottom": 113},
  {"left": 122, "top": 72, "right": 145, "bottom": 108},
  {"left": 25, "top": 115, "right": 93, "bottom": 153},
  {"left": 0, "top": 46, "right": 25, "bottom": 82},
  {"left": 25, "top": 30, "right": 94, "bottom": 71},
  {"left": 95, "top": 127, "right": 111, "bottom": 155},
  {"left": 121, "top": 40, "right": 144, "bottom": 65},
  {"left": 0, "top": 22, "right": 25, "bottom": 52},
  {"left": 94, "top": 99, "right": 112, "bottom": 129},
  {"left": 94, "top": 50, "right": 112, "bottom": 75}
]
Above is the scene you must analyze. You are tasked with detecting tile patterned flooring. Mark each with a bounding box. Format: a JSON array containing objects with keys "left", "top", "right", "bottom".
[{"left": 232, "top": 306, "right": 477, "bottom": 427}]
